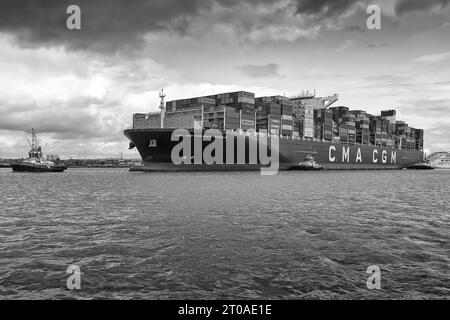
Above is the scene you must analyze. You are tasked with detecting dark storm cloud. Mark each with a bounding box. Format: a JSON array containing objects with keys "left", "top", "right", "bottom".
[
  {"left": 237, "top": 63, "right": 283, "bottom": 78},
  {"left": 395, "top": 0, "right": 450, "bottom": 15},
  {"left": 343, "top": 25, "right": 365, "bottom": 33},
  {"left": 0, "top": 0, "right": 368, "bottom": 53},
  {"left": 0, "top": 0, "right": 285, "bottom": 52},
  {"left": 0, "top": 0, "right": 212, "bottom": 52},
  {"left": 294, "top": 0, "right": 360, "bottom": 18},
  {"left": 1, "top": 0, "right": 448, "bottom": 53}
]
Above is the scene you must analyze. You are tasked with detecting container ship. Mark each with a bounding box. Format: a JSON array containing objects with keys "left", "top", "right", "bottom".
[{"left": 124, "top": 90, "right": 424, "bottom": 171}]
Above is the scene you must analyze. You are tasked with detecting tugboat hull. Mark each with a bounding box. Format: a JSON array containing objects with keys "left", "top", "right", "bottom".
[
  {"left": 290, "top": 165, "right": 323, "bottom": 171},
  {"left": 11, "top": 163, "right": 67, "bottom": 172},
  {"left": 406, "top": 163, "right": 434, "bottom": 170}
]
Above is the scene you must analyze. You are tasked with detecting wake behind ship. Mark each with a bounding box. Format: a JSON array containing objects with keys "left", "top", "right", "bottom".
[{"left": 124, "top": 90, "right": 423, "bottom": 171}]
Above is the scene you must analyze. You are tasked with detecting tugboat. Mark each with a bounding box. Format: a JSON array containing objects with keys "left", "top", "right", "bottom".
[
  {"left": 292, "top": 154, "right": 323, "bottom": 171},
  {"left": 406, "top": 153, "right": 434, "bottom": 170},
  {"left": 11, "top": 129, "right": 67, "bottom": 173}
]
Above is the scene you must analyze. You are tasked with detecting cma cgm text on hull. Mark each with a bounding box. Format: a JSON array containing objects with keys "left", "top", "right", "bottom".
[{"left": 328, "top": 145, "right": 398, "bottom": 164}]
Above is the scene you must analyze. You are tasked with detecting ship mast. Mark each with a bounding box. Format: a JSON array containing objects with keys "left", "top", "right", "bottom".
[
  {"left": 31, "top": 128, "right": 37, "bottom": 150},
  {"left": 28, "top": 128, "right": 42, "bottom": 159},
  {"left": 159, "top": 88, "right": 166, "bottom": 129}
]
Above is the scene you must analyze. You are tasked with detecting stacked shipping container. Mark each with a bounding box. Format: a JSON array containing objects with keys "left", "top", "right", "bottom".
[
  {"left": 350, "top": 110, "right": 370, "bottom": 145},
  {"left": 152, "top": 90, "right": 424, "bottom": 152},
  {"left": 314, "top": 109, "right": 333, "bottom": 141},
  {"left": 291, "top": 100, "right": 314, "bottom": 139},
  {"left": 329, "top": 106, "right": 356, "bottom": 144},
  {"left": 255, "top": 97, "right": 282, "bottom": 134}
]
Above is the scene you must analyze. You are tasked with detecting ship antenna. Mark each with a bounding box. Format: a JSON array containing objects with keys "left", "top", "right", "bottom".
[
  {"left": 31, "top": 128, "right": 36, "bottom": 150},
  {"left": 159, "top": 88, "right": 166, "bottom": 129}
]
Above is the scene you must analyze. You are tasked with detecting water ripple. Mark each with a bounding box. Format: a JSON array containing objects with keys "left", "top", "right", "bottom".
[{"left": 0, "top": 168, "right": 449, "bottom": 299}]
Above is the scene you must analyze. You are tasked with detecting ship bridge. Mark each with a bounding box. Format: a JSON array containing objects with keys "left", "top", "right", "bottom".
[{"left": 290, "top": 91, "right": 339, "bottom": 110}]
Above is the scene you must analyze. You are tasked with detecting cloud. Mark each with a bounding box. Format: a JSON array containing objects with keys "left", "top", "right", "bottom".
[
  {"left": 398, "top": 98, "right": 450, "bottom": 152},
  {"left": 355, "top": 72, "right": 450, "bottom": 152},
  {"left": 0, "top": 98, "right": 116, "bottom": 139},
  {"left": 412, "top": 51, "right": 450, "bottom": 64},
  {"left": 0, "top": 34, "right": 282, "bottom": 157},
  {"left": 401, "top": 98, "right": 450, "bottom": 114},
  {"left": 0, "top": 0, "right": 448, "bottom": 55},
  {"left": 342, "top": 25, "right": 365, "bottom": 32},
  {"left": 294, "top": 0, "right": 360, "bottom": 18},
  {"left": 434, "top": 80, "right": 450, "bottom": 85},
  {"left": 360, "top": 75, "right": 417, "bottom": 90},
  {"left": 0, "top": 36, "right": 173, "bottom": 157},
  {"left": 395, "top": 0, "right": 450, "bottom": 15},
  {"left": 171, "top": 0, "right": 322, "bottom": 43},
  {"left": 367, "top": 43, "right": 393, "bottom": 49},
  {"left": 237, "top": 63, "right": 283, "bottom": 78},
  {"left": 336, "top": 40, "right": 354, "bottom": 52},
  {"left": 0, "top": 0, "right": 221, "bottom": 53},
  {"left": 0, "top": 0, "right": 372, "bottom": 53}
]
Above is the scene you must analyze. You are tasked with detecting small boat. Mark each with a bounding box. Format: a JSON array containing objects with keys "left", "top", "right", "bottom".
[
  {"left": 406, "top": 152, "right": 435, "bottom": 170},
  {"left": 292, "top": 154, "right": 323, "bottom": 171},
  {"left": 11, "top": 161, "right": 67, "bottom": 172},
  {"left": 11, "top": 129, "right": 67, "bottom": 173}
]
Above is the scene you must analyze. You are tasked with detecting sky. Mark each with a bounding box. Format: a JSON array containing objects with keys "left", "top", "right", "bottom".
[{"left": 0, "top": 0, "right": 449, "bottom": 158}]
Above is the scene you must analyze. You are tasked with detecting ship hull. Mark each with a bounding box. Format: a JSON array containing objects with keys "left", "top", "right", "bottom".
[
  {"left": 11, "top": 163, "right": 67, "bottom": 172},
  {"left": 124, "top": 129, "right": 423, "bottom": 171}
]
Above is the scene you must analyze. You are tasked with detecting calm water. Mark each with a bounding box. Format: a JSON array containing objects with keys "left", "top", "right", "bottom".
[{"left": 0, "top": 168, "right": 449, "bottom": 300}]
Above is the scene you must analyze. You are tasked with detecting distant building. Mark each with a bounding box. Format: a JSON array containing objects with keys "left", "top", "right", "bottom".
[{"left": 46, "top": 154, "right": 60, "bottom": 161}]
